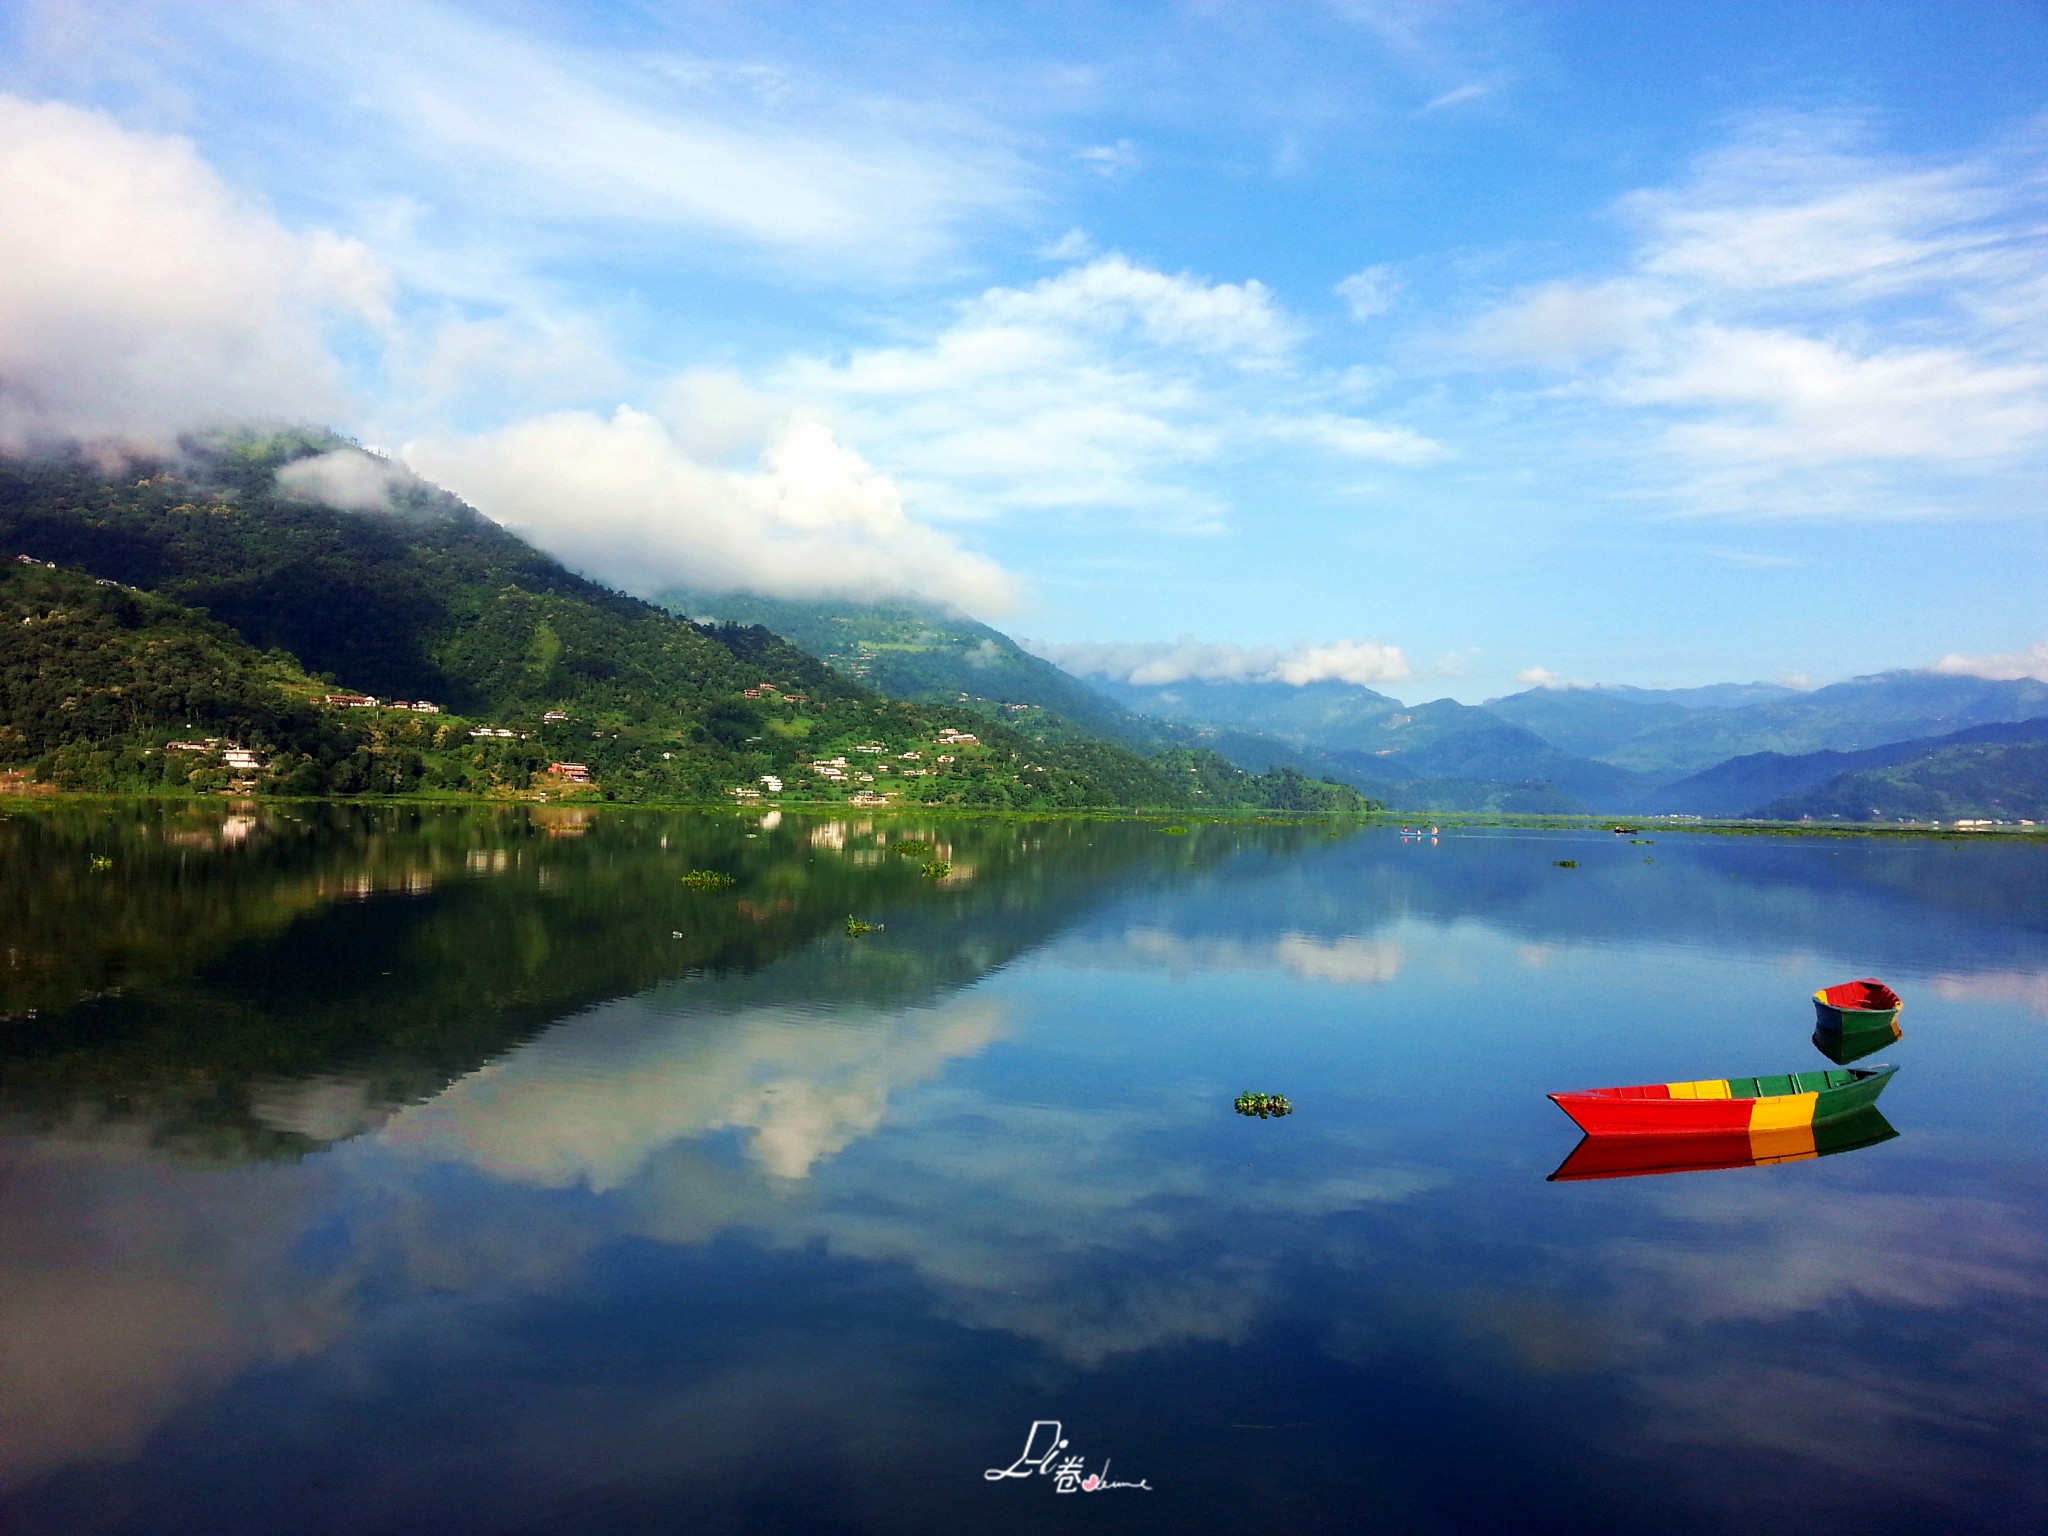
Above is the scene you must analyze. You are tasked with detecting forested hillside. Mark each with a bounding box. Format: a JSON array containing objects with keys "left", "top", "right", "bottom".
[
  {"left": 0, "top": 438, "right": 1368, "bottom": 813},
  {"left": 1757, "top": 740, "right": 2048, "bottom": 823}
]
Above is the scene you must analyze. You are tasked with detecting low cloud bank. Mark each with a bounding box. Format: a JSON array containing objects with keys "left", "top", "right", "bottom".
[
  {"left": 275, "top": 448, "right": 422, "bottom": 512},
  {"left": 0, "top": 95, "right": 388, "bottom": 454},
  {"left": 1028, "top": 636, "right": 1412, "bottom": 688},
  {"left": 1514, "top": 667, "right": 1595, "bottom": 690},
  {"left": 404, "top": 395, "right": 1018, "bottom": 612},
  {"left": 1927, "top": 641, "right": 2048, "bottom": 685}
]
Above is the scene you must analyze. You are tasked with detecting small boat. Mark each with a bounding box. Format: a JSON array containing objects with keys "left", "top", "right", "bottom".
[
  {"left": 1813, "top": 977, "right": 1902, "bottom": 1040},
  {"left": 1549, "top": 1106, "right": 1897, "bottom": 1181},
  {"left": 1610, "top": 825, "right": 1640, "bottom": 835},
  {"left": 1548, "top": 1064, "right": 1896, "bottom": 1138}
]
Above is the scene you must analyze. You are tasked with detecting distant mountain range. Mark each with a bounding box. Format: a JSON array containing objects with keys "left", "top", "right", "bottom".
[
  {"left": 666, "top": 593, "right": 2048, "bottom": 822},
  {"left": 13, "top": 429, "right": 2036, "bottom": 823},
  {"left": 1491, "top": 672, "right": 2048, "bottom": 777}
]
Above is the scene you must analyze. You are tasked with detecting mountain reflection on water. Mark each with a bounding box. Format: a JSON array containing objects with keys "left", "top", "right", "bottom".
[{"left": 0, "top": 805, "right": 2043, "bottom": 1535}]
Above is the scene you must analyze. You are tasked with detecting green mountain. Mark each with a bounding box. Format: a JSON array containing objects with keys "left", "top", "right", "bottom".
[
  {"left": 1485, "top": 681, "right": 1808, "bottom": 761},
  {"left": 0, "top": 436, "right": 1367, "bottom": 813},
  {"left": 1080, "top": 675, "right": 1653, "bottom": 810},
  {"left": 661, "top": 589, "right": 1158, "bottom": 747},
  {"left": 1643, "top": 716, "right": 2048, "bottom": 818},
  {"left": 0, "top": 558, "right": 479, "bottom": 796},
  {"left": 1755, "top": 739, "right": 2048, "bottom": 824},
  {"left": 1488, "top": 673, "right": 2048, "bottom": 777}
]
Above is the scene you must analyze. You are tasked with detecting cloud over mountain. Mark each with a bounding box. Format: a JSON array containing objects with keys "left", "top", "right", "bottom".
[
  {"left": 1027, "top": 636, "right": 1412, "bottom": 688},
  {"left": 0, "top": 95, "right": 389, "bottom": 453},
  {"left": 405, "top": 396, "right": 1018, "bottom": 612},
  {"left": 1928, "top": 641, "right": 2048, "bottom": 685}
]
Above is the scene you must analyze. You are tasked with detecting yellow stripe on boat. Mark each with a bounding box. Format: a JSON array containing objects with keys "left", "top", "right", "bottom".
[
  {"left": 1747, "top": 1124, "right": 1818, "bottom": 1163},
  {"left": 1749, "top": 1092, "right": 1819, "bottom": 1130},
  {"left": 1665, "top": 1079, "right": 1731, "bottom": 1100}
]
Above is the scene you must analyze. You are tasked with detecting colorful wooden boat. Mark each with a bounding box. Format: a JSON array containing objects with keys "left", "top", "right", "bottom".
[
  {"left": 1812, "top": 977, "right": 1902, "bottom": 1039},
  {"left": 1548, "top": 1106, "right": 1897, "bottom": 1181},
  {"left": 1548, "top": 1064, "right": 1896, "bottom": 1138}
]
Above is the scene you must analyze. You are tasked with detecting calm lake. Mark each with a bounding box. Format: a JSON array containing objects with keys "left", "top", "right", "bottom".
[{"left": 2, "top": 805, "right": 2044, "bottom": 1535}]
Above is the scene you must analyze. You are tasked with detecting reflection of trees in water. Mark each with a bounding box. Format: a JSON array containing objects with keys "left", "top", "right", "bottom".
[{"left": 0, "top": 805, "right": 1339, "bottom": 1161}]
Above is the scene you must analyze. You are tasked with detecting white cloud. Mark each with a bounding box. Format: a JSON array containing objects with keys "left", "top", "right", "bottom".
[
  {"left": 1514, "top": 667, "right": 1591, "bottom": 689},
  {"left": 1269, "top": 637, "right": 1416, "bottom": 686},
  {"left": 1275, "top": 412, "right": 1446, "bottom": 464},
  {"left": 184, "top": 0, "right": 1022, "bottom": 275},
  {"left": 1029, "top": 635, "right": 1412, "bottom": 688},
  {"left": 1335, "top": 263, "right": 1401, "bottom": 320},
  {"left": 274, "top": 447, "right": 420, "bottom": 512},
  {"left": 1460, "top": 115, "right": 2048, "bottom": 517},
  {"left": 0, "top": 94, "right": 389, "bottom": 452},
  {"left": 1421, "top": 82, "right": 1493, "bottom": 113},
  {"left": 1037, "top": 227, "right": 1096, "bottom": 262},
  {"left": 1073, "top": 139, "right": 1141, "bottom": 178},
  {"left": 404, "top": 397, "right": 1019, "bottom": 612},
  {"left": 779, "top": 254, "right": 1439, "bottom": 529},
  {"left": 1926, "top": 640, "right": 2048, "bottom": 684}
]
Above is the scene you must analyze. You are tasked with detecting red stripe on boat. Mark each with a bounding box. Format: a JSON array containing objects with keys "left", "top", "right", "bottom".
[
  {"left": 1547, "top": 1092, "right": 1750, "bottom": 1136},
  {"left": 1818, "top": 978, "right": 1899, "bottom": 1010}
]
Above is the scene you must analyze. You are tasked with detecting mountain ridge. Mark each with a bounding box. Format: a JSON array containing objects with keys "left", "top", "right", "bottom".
[{"left": 0, "top": 437, "right": 1368, "bottom": 814}]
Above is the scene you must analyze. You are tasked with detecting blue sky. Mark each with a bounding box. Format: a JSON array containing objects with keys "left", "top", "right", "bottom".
[{"left": 3, "top": 0, "right": 2046, "bottom": 699}]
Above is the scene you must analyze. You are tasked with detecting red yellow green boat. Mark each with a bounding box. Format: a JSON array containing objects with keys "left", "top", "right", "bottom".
[
  {"left": 1548, "top": 1064, "right": 1896, "bottom": 1138},
  {"left": 1812, "top": 977, "right": 1902, "bottom": 1041},
  {"left": 1548, "top": 1106, "right": 1897, "bottom": 1181}
]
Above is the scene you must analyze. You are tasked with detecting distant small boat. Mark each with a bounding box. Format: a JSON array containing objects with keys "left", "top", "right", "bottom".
[
  {"left": 1813, "top": 977, "right": 1902, "bottom": 1040},
  {"left": 1610, "top": 825, "right": 1640, "bottom": 835},
  {"left": 1549, "top": 1064, "right": 1896, "bottom": 1138},
  {"left": 1549, "top": 1106, "right": 1897, "bottom": 1181}
]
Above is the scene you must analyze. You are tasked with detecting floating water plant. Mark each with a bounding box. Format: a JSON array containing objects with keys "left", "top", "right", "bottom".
[
  {"left": 846, "top": 915, "right": 882, "bottom": 936},
  {"left": 87, "top": 855, "right": 113, "bottom": 872},
  {"left": 1163, "top": 825, "right": 1189, "bottom": 836},
  {"left": 920, "top": 860, "right": 952, "bottom": 879},
  {"left": 1553, "top": 859, "right": 1578, "bottom": 868},
  {"left": 893, "top": 838, "right": 933, "bottom": 857},
  {"left": 1235, "top": 1092, "right": 1293, "bottom": 1118},
  {"left": 679, "top": 870, "right": 735, "bottom": 889}
]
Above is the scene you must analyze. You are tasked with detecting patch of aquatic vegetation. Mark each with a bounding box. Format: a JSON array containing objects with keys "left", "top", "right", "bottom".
[
  {"left": 919, "top": 860, "right": 952, "bottom": 879},
  {"left": 1163, "top": 825, "right": 1189, "bottom": 835},
  {"left": 846, "top": 915, "right": 883, "bottom": 936},
  {"left": 1235, "top": 1092, "right": 1292, "bottom": 1118},
  {"left": 679, "top": 870, "right": 735, "bottom": 889},
  {"left": 1553, "top": 859, "right": 1578, "bottom": 868},
  {"left": 892, "top": 838, "right": 934, "bottom": 857}
]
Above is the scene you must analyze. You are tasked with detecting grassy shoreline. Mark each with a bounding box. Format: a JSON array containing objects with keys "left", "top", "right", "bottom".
[{"left": 3, "top": 789, "right": 2044, "bottom": 840}]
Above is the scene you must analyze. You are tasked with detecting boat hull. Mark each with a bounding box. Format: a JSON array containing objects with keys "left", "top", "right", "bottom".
[
  {"left": 1549, "top": 1107, "right": 1898, "bottom": 1181},
  {"left": 1548, "top": 1065, "right": 1896, "bottom": 1138},
  {"left": 1813, "top": 979, "right": 1902, "bottom": 1039}
]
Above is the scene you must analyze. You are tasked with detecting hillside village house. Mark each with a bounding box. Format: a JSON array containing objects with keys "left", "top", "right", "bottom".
[
  {"left": 323, "top": 693, "right": 377, "bottom": 708},
  {"left": 547, "top": 762, "right": 591, "bottom": 784}
]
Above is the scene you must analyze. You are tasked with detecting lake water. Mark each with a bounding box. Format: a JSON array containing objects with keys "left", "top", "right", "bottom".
[{"left": 2, "top": 805, "right": 2044, "bottom": 1535}]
